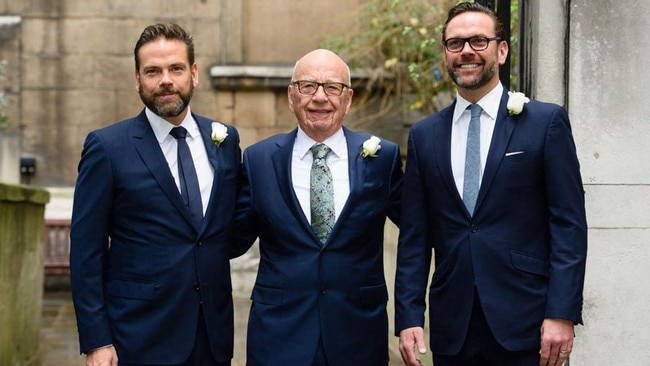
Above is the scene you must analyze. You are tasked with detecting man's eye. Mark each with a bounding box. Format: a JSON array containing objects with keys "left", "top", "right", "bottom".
[{"left": 470, "top": 38, "right": 487, "bottom": 46}]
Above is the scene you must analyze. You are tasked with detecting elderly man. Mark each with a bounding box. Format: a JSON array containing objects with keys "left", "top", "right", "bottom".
[{"left": 231, "top": 49, "right": 403, "bottom": 366}]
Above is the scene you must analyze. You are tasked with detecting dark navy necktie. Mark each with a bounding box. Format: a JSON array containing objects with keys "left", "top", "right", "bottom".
[{"left": 170, "top": 126, "right": 203, "bottom": 228}]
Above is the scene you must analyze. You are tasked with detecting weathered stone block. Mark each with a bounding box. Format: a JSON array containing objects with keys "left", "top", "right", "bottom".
[
  {"left": 244, "top": 0, "right": 361, "bottom": 63},
  {"left": 21, "top": 18, "right": 59, "bottom": 54},
  {"left": 0, "top": 183, "right": 49, "bottom": 366},
  {"left": 233, "top": 90, "right": 276, "bottom": 128}
]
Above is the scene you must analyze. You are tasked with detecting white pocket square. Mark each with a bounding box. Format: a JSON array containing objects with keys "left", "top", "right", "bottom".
[{"left": 505, "top": 151, "right": 525, "bottom": 157}]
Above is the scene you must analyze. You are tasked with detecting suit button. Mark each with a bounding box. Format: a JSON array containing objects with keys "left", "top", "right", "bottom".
[
  {"left": 194, "top": 284, "right": 200, "bottom": 292},
  {"left": 471, "top": 225, "right": 478, "bottom": 233},
  {"left": 197, "top": 241, "right": 202, "bottom": 246},
  {"left": 320, "top": 286, "right": 327, "bottom": 294}
]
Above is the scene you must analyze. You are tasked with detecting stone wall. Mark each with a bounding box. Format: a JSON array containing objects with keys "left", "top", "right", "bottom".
[
  {"left": 0, "top": 16, "right": 22, "bottom": 185},
  {"left": 569, "top": 1, "right": 650, "bottom": 364},
  {"left": 532, "top": 0, "right": 650, "bottom": 364},
  {"left": 0, "top": 16, "right": 21, "bottom": 131},
  {"left": 0, "top": 0, "right": 363, "bottom": 187},
  {"left": 0, "top": 131, "right": 20, "bottom": 184},
  {"left": 0, "top": 183, "right": 50, "bottom": 366}
]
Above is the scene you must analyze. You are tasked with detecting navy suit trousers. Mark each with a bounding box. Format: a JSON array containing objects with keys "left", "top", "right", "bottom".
[
  {"left": 433, "top": 289, "right": 539, "bottom": 366},
  {"left": 312, "top": 337, "right": 329, "bottom": 366},
  {"left": 119, "top": 309, "right": 230, "bottom": 366}
]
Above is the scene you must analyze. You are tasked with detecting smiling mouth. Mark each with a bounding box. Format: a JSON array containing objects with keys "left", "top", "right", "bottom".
[
  {"left": 309, "top": 109, "right": 332, "bottom": 118},
  {"left": 156, "top": 92, "right": 178, "bottom": 100},
  {"left": 459, "top": 63, "right": 481, "bottom": 69}
]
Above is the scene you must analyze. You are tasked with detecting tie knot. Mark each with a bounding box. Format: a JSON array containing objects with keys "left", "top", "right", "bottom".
[
  {"left": 170, "top": 126, "right": 188, "bottom": 139},
  {"left": 311, "top": 143, "right": 331, "bottom": 160},
  {"left": 469, "top": 104, "right": 482, "bottom": 119}
]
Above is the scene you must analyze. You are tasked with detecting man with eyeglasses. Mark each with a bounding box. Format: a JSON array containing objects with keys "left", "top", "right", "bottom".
[
  {"left": 395, "top": 2, "right": 587, "bottom": 366},
  {"left": 230, "top": 49, "right": 403, "bottom": 365}
]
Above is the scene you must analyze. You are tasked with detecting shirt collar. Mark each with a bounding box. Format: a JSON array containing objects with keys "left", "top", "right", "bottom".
[
  {"left": 452, "top": 82, "right": 504, "bottom": 123},
  {"left": 146, "top": 107, "right": 199, "bottom": 143},
  {"left": 295, "top": 127, "right": 346, "bottom": 160}
]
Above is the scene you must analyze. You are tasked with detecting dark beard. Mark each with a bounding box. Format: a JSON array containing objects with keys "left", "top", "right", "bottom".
[
  {"left": 447, "top": 62, "right": 497, "bottom": 90},
  {"left": 139, "top": 84, "right": 193, "bottom": 118}
]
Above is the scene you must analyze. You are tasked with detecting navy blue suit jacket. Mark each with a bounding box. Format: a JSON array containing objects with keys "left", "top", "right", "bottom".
[
  {"left": 395, "top": 89, "right": 587, "bottom": 354},
  {"left": 70, "top": 110, "right": 241, "bottom": 364},
  {"left": 231, "top": 127, "right": 403, "bottom": 365}
]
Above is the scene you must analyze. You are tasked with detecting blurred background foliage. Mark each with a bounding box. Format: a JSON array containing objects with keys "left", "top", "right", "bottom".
[{"left": 320, "top": 0, "right": 519, "bottom": 119}]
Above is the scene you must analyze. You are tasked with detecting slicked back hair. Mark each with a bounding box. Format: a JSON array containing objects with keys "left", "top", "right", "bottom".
[
  {"left": 134, "top": 23, "right": 195, "bottom": 71},
  {"left": 442, "top": 2, "right": 506, "bottom": 42}
]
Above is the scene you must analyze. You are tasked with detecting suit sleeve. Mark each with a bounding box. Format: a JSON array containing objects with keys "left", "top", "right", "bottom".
[
  {"left": 386, "top": 143, "right": 404, "bottom": 227},
  {"left": 543, "top": 107, "right": 588, "bottom": 323},
  {"left": 394, "top": 127, "right": 433, "bottom": 334},
  {"left": 69, "top": 132, "right": 115, "bottom": 353},
  {"left": 229, "top": 149, "right": 259, "bottom": 258}
]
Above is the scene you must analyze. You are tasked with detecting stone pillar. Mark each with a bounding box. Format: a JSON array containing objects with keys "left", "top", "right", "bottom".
[
  {"left": 527, "top": 1, "right": 650, "bottom": 364},
  {"left": 0, "top": 131, "right": 20, "bottom": 184},
  {"left": 0, "top": 183, "right": 50, "bottom": 366}
]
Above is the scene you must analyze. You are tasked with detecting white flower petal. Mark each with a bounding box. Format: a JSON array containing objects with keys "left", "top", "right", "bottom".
[{"left": 361, "top": 136, "right": 381, "bottom": 158}]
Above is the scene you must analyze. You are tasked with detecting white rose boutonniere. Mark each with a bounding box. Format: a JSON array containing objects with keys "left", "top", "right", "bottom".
[
  {"left": 361, "top": 136, "right": 381, "bottom": 158},
  {"left": 507, "top": 91, "right": 530, "bottom": 116},
  {"left": 211, "top": 122, "right": 228, "bottom": 146}
]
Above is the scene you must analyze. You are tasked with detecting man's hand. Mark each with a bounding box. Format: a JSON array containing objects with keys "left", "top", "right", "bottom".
[
  {"left": 399, "top": 327, "right": 427, "bottom": 366},
  {"left": 539, "top": 318, "right": 574, "bottom": 366},
  {"left": 86, "top": 345, "right": 118, "bottom": 366}
]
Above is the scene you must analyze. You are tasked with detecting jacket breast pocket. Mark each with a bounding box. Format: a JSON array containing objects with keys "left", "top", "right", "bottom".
[
  {"left": 502, "top": 150, "right": 542, "bottom": 188},
  {"left": 251, "top": 285, "right": 283, "bottom": 306},
  {"left": 511, "top": 250, "right": 549, "bottom": 277},
  {"left": 359, "top": 284, "right": 388, "bottom": 306}
]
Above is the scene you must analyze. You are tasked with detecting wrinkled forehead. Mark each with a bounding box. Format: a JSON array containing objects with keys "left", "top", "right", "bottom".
[{"left": 293, "top": 52, "right": 350, "bottom": 84}]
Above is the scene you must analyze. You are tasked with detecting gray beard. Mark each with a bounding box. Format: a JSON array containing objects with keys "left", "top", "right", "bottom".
[
  {"left": 448, "top": 64, "right": 497, "bottom": 90},
  {"left": 138, "top": 85, "right": 193, "bottom": 118}
]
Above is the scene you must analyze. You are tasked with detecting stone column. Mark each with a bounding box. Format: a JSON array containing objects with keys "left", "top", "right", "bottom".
[
  {"left": 0, "top": 183, "right": 50, "bottom": 366},
  {"left": 0, "top": 131, "right": 20, "bottom": 184}
]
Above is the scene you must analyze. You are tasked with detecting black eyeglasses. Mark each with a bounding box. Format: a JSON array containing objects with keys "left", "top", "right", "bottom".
[
  {"left": 442, "top": 36, "right": 501, "bottom": 52},
  {"left": 291, "top": 81, "right": 350, "bottom": 96}
]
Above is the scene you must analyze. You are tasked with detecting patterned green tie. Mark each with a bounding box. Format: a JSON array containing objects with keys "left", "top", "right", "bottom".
[{"left": 310, "top": 143, "right": 334, "bottom": 243}]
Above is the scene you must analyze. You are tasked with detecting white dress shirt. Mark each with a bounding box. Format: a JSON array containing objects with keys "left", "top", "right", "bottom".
[
  {"left": 292, "top": 127, "right": 350, "bottom": 223},
  {"left": 147, "top": 107, "right": 214, "bottom": 214},
  {"left": 450, "top": 83, "right": 503, "bottom": 198}
]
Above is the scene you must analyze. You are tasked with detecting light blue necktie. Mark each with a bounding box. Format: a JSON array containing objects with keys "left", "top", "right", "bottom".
[
  {"left": 170, "top": 126, "right": 203, "bottom": 229},
  {"left": 463, "top": 104, "right": 482, "bottom": 215},
  {"left": 310, "top": 143, "right": 334, "bottom": 243}
]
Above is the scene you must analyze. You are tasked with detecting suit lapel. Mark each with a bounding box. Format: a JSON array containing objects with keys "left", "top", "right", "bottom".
[
  {"left": 271, "top": 130, "right": 316, "bottom": 238},
  {"left": 328, "top": 128, "right": 365, "bottom": 242},
  {"left": 435, "top": 105, "right": 466, "bottom": 211},
  {"left": 131, "top": 111, "right": 193, "bottom": 227},
  {"left": 476, "top": 89, "right": 515, "bottom": 213},
  {"left": 196, "top": 115, "right": 221, "bottom": 233}
]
